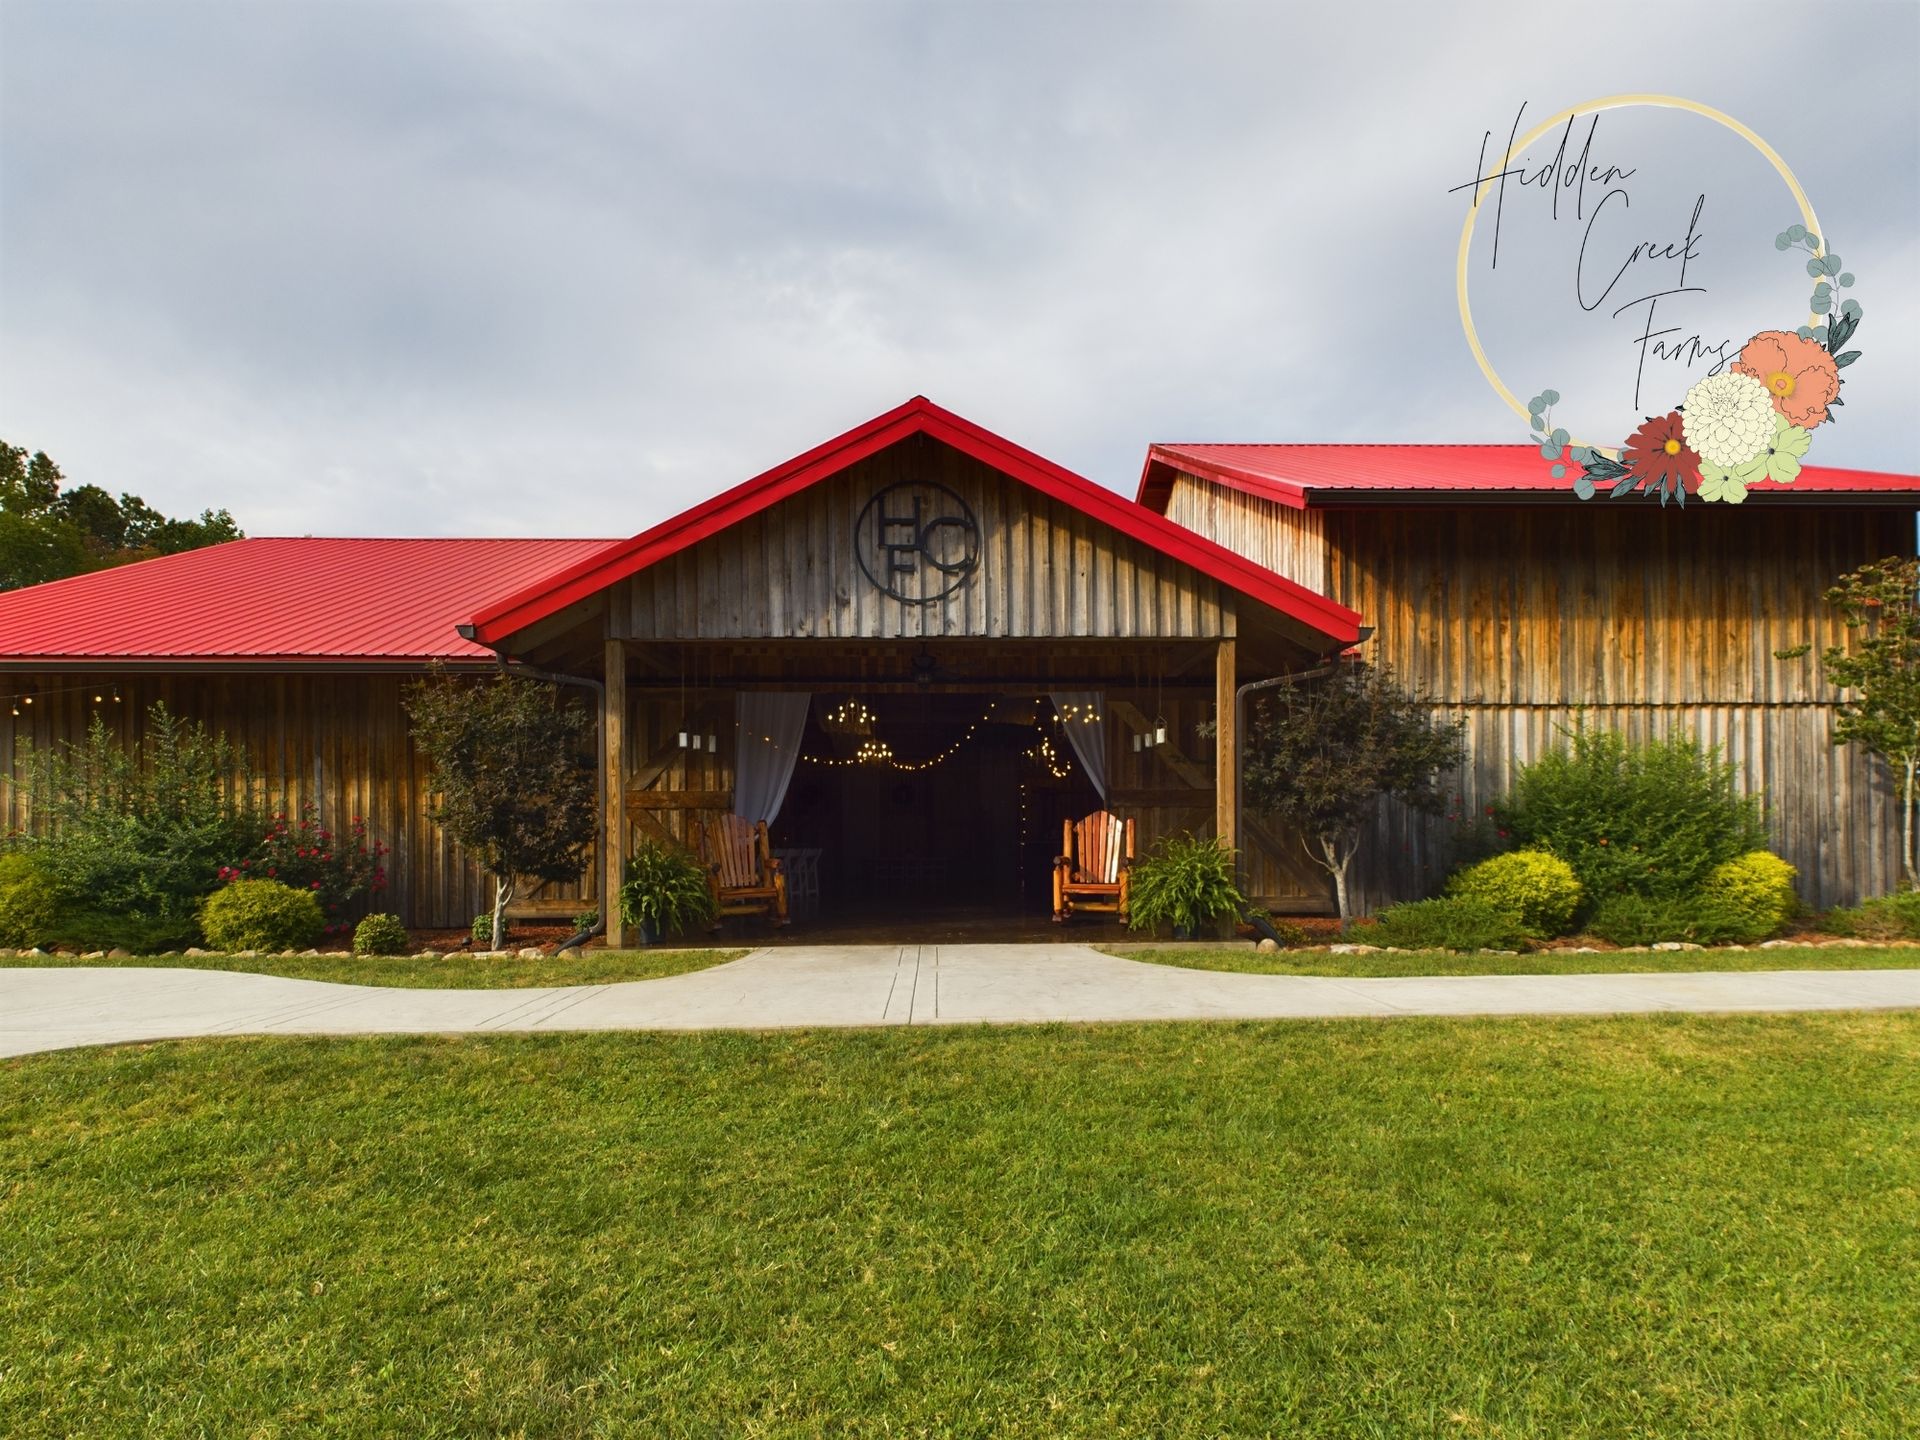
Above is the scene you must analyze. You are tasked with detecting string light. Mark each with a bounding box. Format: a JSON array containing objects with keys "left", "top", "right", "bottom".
[
  {"left": 1024, "top": 729, "right": 1073, "bottom": 779},
  {"left": 1, "top": 681, "right": 125, "bottom": 713},
  {"left": 799, "top": 700, "right": 1000, "bottom": 771}
]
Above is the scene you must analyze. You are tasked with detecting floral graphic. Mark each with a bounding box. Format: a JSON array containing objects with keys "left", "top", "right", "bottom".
[
  {"left": 1620, "top": 411, "right": 1701, "bottom": 495},
  {"left": 1682, "top": 372, "right": 1776, "bottom": 468},
  {"left": 1531, "top": 223, "right": 1866, "bottom": 507},
  {"left": 1731, "top": 330, "right": 1840, "bottom": 428}
]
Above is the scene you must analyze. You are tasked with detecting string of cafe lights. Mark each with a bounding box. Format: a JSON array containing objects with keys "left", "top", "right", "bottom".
[
  {"left": 797, "top": 700, "right": 1002, "bottom": 772},
  {"left": 3, "top": 682, "right": 124, "bottom": 717}
]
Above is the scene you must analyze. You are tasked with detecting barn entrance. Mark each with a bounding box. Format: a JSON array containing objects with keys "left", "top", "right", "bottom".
[{"left": 771, "top": 692, "right": 1103, "bottom": 927}]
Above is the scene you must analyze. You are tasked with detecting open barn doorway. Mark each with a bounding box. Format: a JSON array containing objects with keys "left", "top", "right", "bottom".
[{"left": 768, "top": 693, "right": 1102, "bottom": 936}]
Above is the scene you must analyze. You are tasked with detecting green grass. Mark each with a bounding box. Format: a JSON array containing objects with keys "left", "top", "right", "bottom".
[
  {"left": 1110, "top": 942, "right": 1920, "bottom": 978},
  {"left": 4, "top": 1017, "right": 1917, "bottom": 1436},
  {"left": 0, "top": 947, "right": 746, "bottom": 989}
]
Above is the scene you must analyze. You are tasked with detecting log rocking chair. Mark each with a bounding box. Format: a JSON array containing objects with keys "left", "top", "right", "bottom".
[
  {"left": 697, "top": 813, "right": 790, "bottom": 928},
  {"left": 1052, "top": 810, "right": 1134, "bottom": 924}
]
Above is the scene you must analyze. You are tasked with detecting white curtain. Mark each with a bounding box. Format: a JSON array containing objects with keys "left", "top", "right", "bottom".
[
  {"left": 733, "top": 692, "right": 811, "bottom": 823},
  {"left": 1049, "top": 691, "right": 1108, "bottom": 803}
]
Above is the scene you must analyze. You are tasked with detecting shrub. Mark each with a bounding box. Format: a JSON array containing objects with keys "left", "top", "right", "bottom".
[
  {"left": 572, "top": 909, "right": 600, "bottom": 933},
  {"left": 1264, "top": 917, "right": 1312, "bottom": 948},
  {"left": 1586, "top": 892, "right": 1766, "bottom": 947},
  {"left": 0, "top": 852, "right": 58, "bottom": 947},
  {"left": 1446, "top": 849, "right": 1582, "bottom": 935},
  {"left": 1703, "top": 851, "right": 1798, "bottom": 939},
  {"left": 472, "top": 913, "right": 500, "bottom": 949},
  {"left": 220, "top": 803, "right": 388, "bottom": 933},
  {"left": 201, "top": 879, "right": 324, "bottom": 953},
  {"left": 1496, "top": 729, "right": 1765, "bottom": 902},
  {"left": 10, "top": 704, "right": 267, "bottom": 926},
  {"left": 37, "top": 906, "right": 201, "bottom": 954},
  {"left": 619, "top": 840, "right": 718, "bottom": 941},
  {"left": 1823, "top": 889, "right": 1920, "bottom": 940},
  {"left": 1369, "top": 896, "right": 1536, "bottom": 952},
  {"left": 1126, "top": 833, "right": 1247, "bottom": 936},
  {"left": 352, "top": 913, "right": 410, "bottom": 957}
]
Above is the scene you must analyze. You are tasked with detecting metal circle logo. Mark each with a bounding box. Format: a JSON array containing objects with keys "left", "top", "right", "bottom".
[{"left": 855, "top": 480, "right": 981, "bottom": 604}]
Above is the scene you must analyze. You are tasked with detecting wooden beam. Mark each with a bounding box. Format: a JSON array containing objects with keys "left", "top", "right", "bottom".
[
  {"left": 603, "top": 639, "right": 628, "bottom": 948},
  {"left": 625, "top": 790, "right": 733, "bottom": 812},
  {"left": 1215, "top": 638, "right": 1237, "bottom": 852}
]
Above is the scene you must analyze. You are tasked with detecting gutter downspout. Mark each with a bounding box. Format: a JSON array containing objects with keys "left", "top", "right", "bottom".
[
  {"left": 453, "top": 625, "right": 608, "bottom": 948},
  {"left": 1231, "top": 625, "right": 1374, "bottom": 928}
]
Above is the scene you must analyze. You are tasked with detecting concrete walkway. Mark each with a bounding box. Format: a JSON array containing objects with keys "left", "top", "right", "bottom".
[{"left": 5, "top": 943, "right": 1920, "bottom": 1058}]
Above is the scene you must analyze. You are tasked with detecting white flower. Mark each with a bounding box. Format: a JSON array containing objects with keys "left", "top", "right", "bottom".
[{"left": 1682, "top": 371, "right": 1776, "bottom": 468}]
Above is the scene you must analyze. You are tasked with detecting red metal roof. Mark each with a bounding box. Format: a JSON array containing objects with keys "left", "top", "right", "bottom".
[
  {"left": 469, "top": 396, "right": 1365, "bottom": 649},
  {"left": 1137, "top": 443, "right": 1920, "bottom": 512},
  {"left": 0, "top": 537, "right": 615, "bottom": 665}
]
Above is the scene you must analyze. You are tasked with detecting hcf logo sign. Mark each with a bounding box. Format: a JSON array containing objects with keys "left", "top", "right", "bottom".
[{"left": 855, "top": 480, "right": 981, "bottom": 604}]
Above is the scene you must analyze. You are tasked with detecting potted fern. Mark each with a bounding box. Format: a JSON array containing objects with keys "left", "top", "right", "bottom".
[
  {"left": 618, "top": 839, "right": 718, "bottom": 945},
  {"left": 1127, "top": 832, "right": 1247, "bottom": 940}
]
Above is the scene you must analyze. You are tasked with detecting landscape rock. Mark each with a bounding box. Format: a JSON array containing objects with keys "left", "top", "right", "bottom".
[
  {"left": 518, "top": 946, "right": 544, "bottom": 959},
  {"left": 1328, "top": 943, "right": 1379, "bottom": 955},
  {"left": 1827, "top": 938, "right": 1874, "bottom": 948},
  {"left": 233, "top": 949, "right": 258, "bottom": 958},
  {"left": 1759, "top": 939, "right": 1796, "bottom": 949},
  {"left": 299, "top": 949, "right": 322, "bottom": 957},
  {"left": 1563, "top": 947, "right": 1599, "bottom": 954},
  {"left": 1487, "top": 950, "right": 1519, "bottom": 956},
  {"left": 1255, "top": 938, "right": 1280, "bottom": 954},
  {"left": 0, "top": 948, "right": 13, "bottom": 958},
  {"left": 415, "top": 950, "right": 439, "bottom": 959},
  {"left": 107, "top": 947, "right": 134, "bottom": 959},
  {"left": 1651, "top": 941, "right": 1703, "bottom": 951},
  {"left": 185, "top": 947, "right": 213, "bottom": 956},
  {"left": 80, "top": 950, "right": 107, "bottom": 960}
]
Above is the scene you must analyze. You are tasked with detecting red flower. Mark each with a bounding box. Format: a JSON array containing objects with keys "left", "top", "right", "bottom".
[
  {"left": 267, "top": 867, "right": 277, "bottom": 876},
  {"left": 1622, "top": 411, "right": 1702, "bottom": 496},
  {"left": 311, "top": 881, "right": 322, "bottom": 890}
]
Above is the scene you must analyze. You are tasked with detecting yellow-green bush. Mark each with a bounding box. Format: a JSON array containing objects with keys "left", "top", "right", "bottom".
[
  {"left": 0, "top": 852, "right": 58, "bottom": 948},
  {"left": 1703, "top": 851, "right": 1798, "bottom": 939},
  {"left": 1445, "top": 849, "right": 1583, "bottom": 936},
  {"left": 201, "top": 879, "right": 324, "bottom": 953},
  {"left": 352, "top": 913, "right": 411, "bottom": 957}
]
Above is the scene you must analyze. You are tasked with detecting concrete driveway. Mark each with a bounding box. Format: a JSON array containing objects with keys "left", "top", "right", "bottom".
[{"left": 5, "top": 943, "right": 1920, "bottom": 1058}]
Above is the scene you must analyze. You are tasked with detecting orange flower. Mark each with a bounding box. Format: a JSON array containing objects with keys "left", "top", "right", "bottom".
[{"left": 1731, "top": 330, "right": 1840, "bottom": 428}]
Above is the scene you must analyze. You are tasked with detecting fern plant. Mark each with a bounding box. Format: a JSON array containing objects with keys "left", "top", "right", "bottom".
[
  {"left": 1127, "top": 832, "right": 1246, "bottom": 937},
  {"left": 619, "top": 839, "right": 718, "bottom": 942}
]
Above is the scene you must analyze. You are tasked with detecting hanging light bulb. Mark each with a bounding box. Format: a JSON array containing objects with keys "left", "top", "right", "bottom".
[{"left": 1154, "top": 719, "right": 1168, "bottom": 746}]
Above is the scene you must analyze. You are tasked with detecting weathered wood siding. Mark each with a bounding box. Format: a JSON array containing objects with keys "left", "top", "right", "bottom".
[
  {"left": 0, "top": 671, "right": 594, "bottom": 928},
  {"left": 1164, "top": 479, "right": 1327, "bottom": 592},
  {"left": 616, "top": 436, "right": 1236, "bottom": 642},
  {"left": 1160, "top": 475, "right": 1915, "bottom": 910}
]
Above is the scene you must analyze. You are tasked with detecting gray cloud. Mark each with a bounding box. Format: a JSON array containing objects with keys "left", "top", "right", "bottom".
[{"left": 3, "top": 1, "right": 1915, "bottom": 539}]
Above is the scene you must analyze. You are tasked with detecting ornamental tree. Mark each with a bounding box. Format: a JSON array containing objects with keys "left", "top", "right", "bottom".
[
  {"left": 404, "top": 666, "right": 597, "bottom": 950},
  {"left": 1778, "top": 555, "right": 1920, "bottom": 888},
  {"left": 1239, "top": 662, "right": 1465, "bottom": 927}
]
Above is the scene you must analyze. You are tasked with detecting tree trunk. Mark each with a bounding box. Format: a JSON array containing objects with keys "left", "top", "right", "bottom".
[
  {"left": 490, "top": 875, "right": 515, "bottom": 952},
  {"left": 1905, "top": 755, "right": 1917, "bottom": 891},
  {"left": 1319, "top": 837, "right": 1354, "bottom": 931}
]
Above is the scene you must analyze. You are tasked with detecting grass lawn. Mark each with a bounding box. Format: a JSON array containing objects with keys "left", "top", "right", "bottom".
[
  {"left": 5, "top": 1017, "right": 1917, "bottom": 1437},
  {"left": 0, "top": 947, "right": 746, "bottom": 989},
  {"left": 1110, "top": 942, "right": 1920, "bottom": 978}
]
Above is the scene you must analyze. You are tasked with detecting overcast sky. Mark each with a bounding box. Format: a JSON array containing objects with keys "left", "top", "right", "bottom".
[{"left": 3, "top": 1, "right": 1916, "bottom": 538}]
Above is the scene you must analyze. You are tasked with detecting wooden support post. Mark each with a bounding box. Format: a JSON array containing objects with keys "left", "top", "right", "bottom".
[
  {"left": 603, "top": 639, "right": 628, "bottom": 949},
  {"left": 1215, "top": 638, "right": 1237, "bottom": 854}
]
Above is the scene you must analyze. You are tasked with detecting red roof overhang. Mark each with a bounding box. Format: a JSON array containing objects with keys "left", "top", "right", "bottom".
[
  {"left": 469, "top": 396, "right": 1363, "bottom": 649},
  {"left": 1138, "top": 443, "right": 1920, "bottom": 511}
]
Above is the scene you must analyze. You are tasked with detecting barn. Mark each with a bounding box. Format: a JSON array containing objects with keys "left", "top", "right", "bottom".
[{"left": 2, "top": 396, "right": 1915, "bottom": 938}]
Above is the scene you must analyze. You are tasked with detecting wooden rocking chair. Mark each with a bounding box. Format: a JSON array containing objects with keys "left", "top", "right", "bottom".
[
  {"left": 1053, "top": 811, "right": 1134, "bottom": 924},
  {"left": 697, "top": 814, "right": 790, "bottom": 927}
]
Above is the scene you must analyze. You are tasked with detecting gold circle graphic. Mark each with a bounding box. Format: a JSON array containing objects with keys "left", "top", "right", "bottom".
[{"left": 1455, "top": 94, "right": 1824, "bottom": 454}]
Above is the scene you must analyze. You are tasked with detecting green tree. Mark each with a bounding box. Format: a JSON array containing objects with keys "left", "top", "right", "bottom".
[
  {"left": 6, "top": 702, "right": 267, "bottom": 929},
  {"left": 0, "top": 441, "right": 242, "bottom": 591},
  {"left": 1238, "top": 663, "right": 1466, "bottom": 927},
  {"left": 1779, "top": 554, "right": 1920, "bottom": 889},
  {"left": 404, "top": 666, "right": 598, "bottom": 951}
]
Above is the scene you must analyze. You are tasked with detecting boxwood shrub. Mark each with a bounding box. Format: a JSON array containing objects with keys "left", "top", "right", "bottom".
[
  {"left": 352, "top": 913, "right": 411, "bottom": 957},
  {"left": 0, "top": 852, "right": 58, "bottom": 948},
  {"left": 1369, "top": 896, "right": 1536, "bottom": 952},
  {"left": 1702, "top": 851, "right": 1798, "bottom": 939},
  {"left": 1445, "top": 849, "right": 1582, "bottom": 936},
  {"left": 201, "top": 879, "right": 324, "bottom": 953}
]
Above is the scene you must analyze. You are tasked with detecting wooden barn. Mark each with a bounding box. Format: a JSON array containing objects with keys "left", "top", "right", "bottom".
[{"left": 2, "top": 396, "right": 1915, "bottom": 934}]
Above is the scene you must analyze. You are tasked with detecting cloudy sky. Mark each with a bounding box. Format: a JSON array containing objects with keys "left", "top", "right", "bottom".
[{"left": 3, "top": 1, "right": 1916, "bottom": 538}]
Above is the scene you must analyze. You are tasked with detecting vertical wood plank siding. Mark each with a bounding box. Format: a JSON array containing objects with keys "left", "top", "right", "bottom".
[
  {"left": 0, "top": 671, "right": 592, "bottom": 929},
  {"left": 615, "top": 436, "right": 1232, "bottom": 642},
  {"left": 1163, "top": 473, "right": 1914, "bottom": 910}
]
